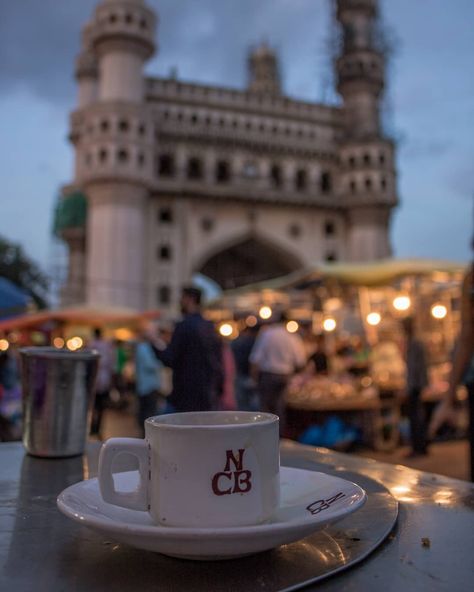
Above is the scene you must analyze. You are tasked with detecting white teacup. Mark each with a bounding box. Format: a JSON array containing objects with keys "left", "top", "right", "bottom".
[{"left": 98, "top": 411, "right": 280, "bottom": 528}]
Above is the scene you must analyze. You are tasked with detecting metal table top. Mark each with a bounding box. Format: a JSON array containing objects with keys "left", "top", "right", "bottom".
[{"left": 1, "top": 440, "right": 473, "bottom": 591}]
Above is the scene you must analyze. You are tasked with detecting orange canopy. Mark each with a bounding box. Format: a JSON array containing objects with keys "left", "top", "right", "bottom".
[{"left": 0, "top": 306, "right": 160, "bottom": 332}]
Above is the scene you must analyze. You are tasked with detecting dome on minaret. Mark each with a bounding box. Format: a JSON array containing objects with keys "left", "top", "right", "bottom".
[{"left": 248, "top": 42, "right": 281, "bottom": 96}]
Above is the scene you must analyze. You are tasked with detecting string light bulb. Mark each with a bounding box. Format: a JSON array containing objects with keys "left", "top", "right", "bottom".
[
  {"left": 323, "top": 318, "right": 336, "bottom": 332},
  {"left": 259, "top": 306, "right": 272, "bottom": 320},
  {"left": 431, "top": 304, "right": 447, "bottom": 319}
]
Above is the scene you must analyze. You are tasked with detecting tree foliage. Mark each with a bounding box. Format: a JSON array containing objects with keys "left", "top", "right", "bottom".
[{"left": 0, "top": 235, "right": 49, "bottom": 309}]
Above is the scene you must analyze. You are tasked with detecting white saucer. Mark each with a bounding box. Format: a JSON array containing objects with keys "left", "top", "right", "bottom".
[{"left": 57, "top": 467, "right": 366, "bottom": 560}]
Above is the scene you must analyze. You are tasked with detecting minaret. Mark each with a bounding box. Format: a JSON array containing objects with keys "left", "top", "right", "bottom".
[
  {"left": 75, "top": 24, "right": 99, "bottom": 108},
  {"left": 56, "top": 25, "right": 99, "bottom": 306},
  {"left": 248, "top": 43, "right": 282, "bottom": 96},
  {"left": 69, "top": 0, "right": 157, "bottom": 308},
  {"left": 335, "top": 0, "right": 398, "bottom": 261}
]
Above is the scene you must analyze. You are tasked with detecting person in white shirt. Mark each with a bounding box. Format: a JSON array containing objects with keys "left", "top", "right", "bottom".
[{"left": 249, "top": 313, "right": 306, "bottom": 434}]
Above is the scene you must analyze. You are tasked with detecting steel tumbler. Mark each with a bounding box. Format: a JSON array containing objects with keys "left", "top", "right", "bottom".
[{"left": 19, "top": 347, "right": 100, "bottom": 457}]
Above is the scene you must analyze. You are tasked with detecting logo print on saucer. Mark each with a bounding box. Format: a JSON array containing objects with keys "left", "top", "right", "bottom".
[
  {"left": 306, "top": 492, "right": 346, "bottom": 515},
  {"left": 211, "top": 449, "right": 252, "bottom": 496}
]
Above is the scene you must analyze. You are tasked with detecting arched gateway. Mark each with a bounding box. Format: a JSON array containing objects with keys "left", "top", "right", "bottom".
[
  {"left": 56, "top": 0, "right": 397, "bottom": 314},
  {"left": 196, "top": 235, "right": 304, "bottom": 290}
]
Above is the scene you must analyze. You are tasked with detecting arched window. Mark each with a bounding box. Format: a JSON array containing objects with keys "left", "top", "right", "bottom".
[
  {"left": 295, "top": 169, "right": 307, "bottom": 191},
  {"left": 158, "top": 154, "right": 175, "bottom": 177},
  {"left": 117, "top": 148, "right": 128, "bottom": 163},
  {"left": 379, "top": 152, "right": 386, "bottom": 165},
  {"left": 138, "top": 123, "right": 146, "bottom": 136},
  {"left": 348, "top": 156, "right": 356, "bottom": 168},
  {"left": 118, "top": 119, "right": 129, "bottom": 132},
  {"left": 100, "top": 119, "right": 109, "bottom": 132},
  {"left": 99, "top": 148, "right": 108, "bottom": 163},
  {"left": 381, "top": 177, "right": 387, "bottom": 191},
  {"left": 137, "top": 153, "right": 145, "bottom": 167},
  {"left": 125, "top": 14, "right": 133, "bottom": 24},
  {"left": 215, "top": 160, "right": 231, "bottom": 183},
  {"left": 363, "top": 153, "right": 371, "bottom": 165},
  {"left": 321, "top": 171, "right": 331, "bottom": 193},
  {"left": 350, "top": 180, "right": 357, "bottom": 194},
  {"left": 324, "top": 220, "right": 336, "bottom": 236},
  {"left": 187, "top": 157, "right": 203, "bottom": 180},
  {"left": 270, "top": 164, "right": 282, "bottom": 188},
  {"left": 365, "top": 177, "right": 372, "bottom": 190},
  {"left": 158, "top": 245, "right": 172, "bottom": 260},
  {"left": 158, "top": 285, "right": 171, "bottom": 305},
  {"left": 158, "top": 207, "right": 173, "bottom": 223}
]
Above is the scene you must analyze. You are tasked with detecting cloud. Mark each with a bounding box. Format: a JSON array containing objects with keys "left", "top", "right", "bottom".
[
  {"left": 0, "top": 0, "right": 328, "bottom": 105},
  {"left": 0, "top": 0, "right": 97, "bottom": 102}
]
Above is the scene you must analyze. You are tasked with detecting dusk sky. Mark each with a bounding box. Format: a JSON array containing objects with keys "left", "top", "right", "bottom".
[{"left": 0, "top": 0, "right": 472, "bottom": 275}]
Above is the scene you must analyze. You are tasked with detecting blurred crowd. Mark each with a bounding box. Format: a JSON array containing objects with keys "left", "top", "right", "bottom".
[{"left": 0, "top": 283, "right": 471, "bottom": 469}]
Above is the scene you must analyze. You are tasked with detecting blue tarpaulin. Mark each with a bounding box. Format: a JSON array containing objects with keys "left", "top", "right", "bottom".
[{"left": 0, "top": 278, "right": 30, "bottom": 319}]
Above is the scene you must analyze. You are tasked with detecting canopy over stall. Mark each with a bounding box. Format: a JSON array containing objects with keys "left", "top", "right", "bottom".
[
  {"left": 0, "top": 306, "right": 160, "bottom": 332},
  {"left": 219, "top": 258, "right": 466, "bottom": 295}
]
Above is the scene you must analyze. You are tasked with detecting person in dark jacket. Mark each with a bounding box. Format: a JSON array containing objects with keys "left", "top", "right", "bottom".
[
  {"left": 152, "top": 287, "right": 223, "bottom": 412},
  {"left": 402, "top": 317, "right": 429, "bottom": 457}
]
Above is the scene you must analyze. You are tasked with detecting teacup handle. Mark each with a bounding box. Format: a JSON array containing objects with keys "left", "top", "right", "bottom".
[{"left": 98, "top": 438, "right": 149, "bottom": 511}]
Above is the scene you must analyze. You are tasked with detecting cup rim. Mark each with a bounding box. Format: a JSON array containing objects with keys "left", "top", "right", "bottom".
[
  {"left": 19, "top": 346, "right": 100, "bottom": 360},
  {"left": 145, "top": 411, "right": 279, "bottom": 430}
]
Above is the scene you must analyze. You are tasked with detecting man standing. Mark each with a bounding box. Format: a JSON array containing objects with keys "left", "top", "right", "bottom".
[
  {"left": 89, "top": 327, "right": 113, "bottom": 437},
  {"left": 402, "top": 317, "right": 429, "bottom": 458},
  {"left": 135, "top": 330, "right": 162, "bottom": 437},
  {"left": 250, "top": 313, "right": 306, "bottom": 432},
  {"left": 152, "top": 287, "right": 223, "bottom": 412}
]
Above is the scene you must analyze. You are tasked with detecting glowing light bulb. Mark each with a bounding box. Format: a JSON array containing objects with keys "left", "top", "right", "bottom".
[
  {"left": 245, "top": 315, "right": 257, "bottom": 327},
  {"left": 286, "top": 320, "right": 299, "bottom": 333},
  {"left": 367, "top": 312, "right": 381, "bottom": 326},
  {"left": 66, "top": 338, "right": 76, "bottom": 351},
  {"left": 66, "top": 336, "right": 83, "bottom": 351},
  {"left": 323, "top": 318, "right": 336, "bottom": 332},
  {"left": 259, "top": 306, "right": 272, "bottom": 320},
  {"left": 393, "top": 295, "right": 411, "bottom": 311},
  {"left": 219, "top": 323, "right": 233, "bottom": 337},
  {"left": 0, "top": 339, "right": 9, "bottom": 352},
  {"left": 431, "top": 304, "right": 447, "bottom": 319},
  {"left": 53, "top": 337, "right": 65, "bottom": 349}
]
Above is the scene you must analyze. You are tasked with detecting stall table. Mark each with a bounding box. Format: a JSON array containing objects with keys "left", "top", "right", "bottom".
[
  {"left": 286, "top": 390, "right": 401, "bottom": 451},
  {"left": 1, "top": 441, "right": 473, "bottom": 591}
]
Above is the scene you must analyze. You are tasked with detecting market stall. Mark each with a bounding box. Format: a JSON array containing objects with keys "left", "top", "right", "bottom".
[
  {"left": 210, "top": 258, "right": 466, "bottom": 449},
  {"left": 0, "top": 305, "right": 160, "bottom": 349}
]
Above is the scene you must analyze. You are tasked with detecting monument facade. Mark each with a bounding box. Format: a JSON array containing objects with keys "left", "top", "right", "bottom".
[{"left": 55, "top": 0, "right": 398, "bottom": 312}]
